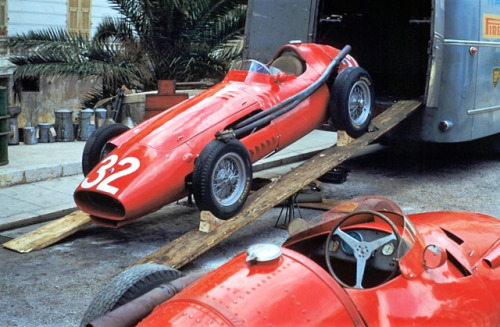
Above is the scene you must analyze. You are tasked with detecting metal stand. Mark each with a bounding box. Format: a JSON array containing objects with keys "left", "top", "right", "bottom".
[{"left": 274, "top": 192, "right": 303, "bottom": 229}]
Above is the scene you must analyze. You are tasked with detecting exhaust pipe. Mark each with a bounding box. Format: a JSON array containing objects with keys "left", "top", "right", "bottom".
[
  {"left": 232, "top": 45, "right": 352, "bottom": 138},
  {"left": 87, "top": 272, "right": 204, "bottom": 327}
]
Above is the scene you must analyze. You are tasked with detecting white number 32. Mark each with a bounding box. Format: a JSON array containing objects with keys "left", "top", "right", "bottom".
[{"left": 80, "top": 155, "right": 140, "bottom": 195}]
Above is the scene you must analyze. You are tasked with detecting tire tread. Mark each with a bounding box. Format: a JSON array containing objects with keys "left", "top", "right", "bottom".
[
  {"left": 80, "top": 264, "right": 182, "bottom": 327},
  {"left": 82, "top": 123, "right": 129, "bottom": 176}
]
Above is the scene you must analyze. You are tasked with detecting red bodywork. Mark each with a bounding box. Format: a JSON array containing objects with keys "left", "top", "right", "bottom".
[
  {"left": 74, "top": 43, "right": 358, "bottom": 227},
  {"left": 137, "top": 196, "right": 500, "bottom": 326}
]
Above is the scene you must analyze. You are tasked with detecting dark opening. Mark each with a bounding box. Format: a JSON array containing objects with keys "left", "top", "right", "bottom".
[
  {"left": 441, "top": 228, "right": 464, "bottom": 245},
  {"left": 16, "top": 76, "right": 40, "bottom": 92},
  {"left": 446, "top": 250, "right": 472, "bottom": 277},
  {"left": 74, "top": 191, "right": 125, "bottom": 219},
  {"left": 316, "top": 0, "right": 431, "bottom": 103}
]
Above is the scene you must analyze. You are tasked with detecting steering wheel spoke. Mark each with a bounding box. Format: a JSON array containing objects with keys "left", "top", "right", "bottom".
[
  {"left": 365, "top": 234, "right": 397, "bottom": 253},
  {"left": 335, "top": 228, "right": 361, "bottom": 249},
  {"left": 354, "top": 257, "right": 368, "bottom": 289}
]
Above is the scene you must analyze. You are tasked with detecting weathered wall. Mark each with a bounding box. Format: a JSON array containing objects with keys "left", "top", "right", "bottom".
[
  {"left": 4, "top": 0, "right": 120, "bottom": 127},
  {"left": 17, "top": 76, "right": 99, "bottom": 127}
]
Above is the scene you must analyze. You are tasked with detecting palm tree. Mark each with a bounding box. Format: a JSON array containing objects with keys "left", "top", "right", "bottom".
[{"left": 7, "top": 0, "right": 247, "bottom": 105}]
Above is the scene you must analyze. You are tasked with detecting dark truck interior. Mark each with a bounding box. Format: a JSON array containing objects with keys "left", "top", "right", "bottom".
[{"left": 316, "top": 0, "right": 432, "bottom": 105}]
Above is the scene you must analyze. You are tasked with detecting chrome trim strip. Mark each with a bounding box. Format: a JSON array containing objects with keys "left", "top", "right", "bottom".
[
  {"left": 435, "top": 32, "right": 444, "bottom": 40},
  {"left": 444, "top": 39, "right": 500, "bottom": 47},
  {"left": 468, "top": 106, "right": 500, "bottom": 115}
]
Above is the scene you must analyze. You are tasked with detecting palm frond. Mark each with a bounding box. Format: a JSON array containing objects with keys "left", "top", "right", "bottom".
[
  {"left": 210, "top": 35, "right": 244, "bottom": 62},
  {"left": 8, "top": 0, "right": 249, "bottom": 105},
  {"left": 94, "top": 17, "right": 135, "bottom": 42}
]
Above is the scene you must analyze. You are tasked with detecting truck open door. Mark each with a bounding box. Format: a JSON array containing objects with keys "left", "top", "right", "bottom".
[
  {"left": 425, "top": 0, "right": 445, "bottom": 110},
  {"left": 243, "top": 0, "right": 319, "bottom": 62}
]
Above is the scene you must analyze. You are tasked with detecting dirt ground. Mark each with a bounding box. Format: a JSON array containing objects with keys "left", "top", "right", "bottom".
[{"left": 1, "top": 142, "right": 499, "bottom": 327}]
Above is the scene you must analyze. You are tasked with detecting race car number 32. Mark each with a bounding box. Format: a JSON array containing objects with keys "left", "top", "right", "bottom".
[{"left": 80, "top": 155, "right": 140, "bottom": 195}]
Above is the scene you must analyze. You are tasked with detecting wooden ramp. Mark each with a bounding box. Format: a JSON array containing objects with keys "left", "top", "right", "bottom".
[
  {"left": 134, "top": 100, "right": 421, "bottom": 269},
  {"left": 2, "top": 100, "right": 420, "bottom": 256},
  {"left": 2, "top": 211, "right": 92, "bottom": 253}
]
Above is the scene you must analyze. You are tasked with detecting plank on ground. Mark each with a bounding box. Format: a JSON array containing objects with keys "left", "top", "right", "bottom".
[
  {"left": 298, "top": 198, "right": 345, "bottom": 211},
  {"left": 134, "top": 100, "right": 422, "bottom": 269},
  {"left": 2, "top": 210, "right": 92, "bottom": 253}
]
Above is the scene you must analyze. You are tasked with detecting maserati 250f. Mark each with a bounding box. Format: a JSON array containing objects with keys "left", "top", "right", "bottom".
[
  {"left": 82, "top": 196, "right": 500, "bottom": 326},
  {"left": 74, "top": 43, "right": 374, "bottom": 227}
]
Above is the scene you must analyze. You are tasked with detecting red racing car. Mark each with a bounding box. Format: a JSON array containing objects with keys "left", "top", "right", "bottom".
[
  {"left": 82, "top": 196, "right": 500, "bottom": 326},
  {"left": 74, "top": 42, "right": 374, "bottom": 227}
]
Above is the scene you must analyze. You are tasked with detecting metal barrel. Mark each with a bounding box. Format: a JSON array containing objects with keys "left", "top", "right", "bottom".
[
  {"left": 0, "top": 87, "right": 8, "bottom": 165},
  {"left": 94, "top": 108, "right": 107, "bottom": 129},
  {"left": 23, "top": 126, "right": 38, "bottom": 145},
  {"left": 78, "top": 108, "right": 95, "bottom": 141},
  {"left": 38, "top": 123, "right": 55, "bottom": 143},
  {"left": 54, "top": 109, "right": 75, "bottom": 142}
]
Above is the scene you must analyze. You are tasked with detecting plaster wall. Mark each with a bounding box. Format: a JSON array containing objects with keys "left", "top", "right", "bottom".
[{"left": 17, "top": 75, "right": 99, "bottom": 128}]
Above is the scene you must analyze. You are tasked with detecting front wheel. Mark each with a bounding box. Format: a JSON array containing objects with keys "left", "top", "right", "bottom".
[
  {"left": 192, "top": 139, "right": 252, "bottom": 219},
  {"left": 330, "top": 67, "right": 374, "bottom": 138},
  {"left": 82, "top": 123, "right": 129, "bottom": 176}
]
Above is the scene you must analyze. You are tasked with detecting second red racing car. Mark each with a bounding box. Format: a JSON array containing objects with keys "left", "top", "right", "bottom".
[{"left": 82, "top": 196, "right": 500, "bottom": 326}]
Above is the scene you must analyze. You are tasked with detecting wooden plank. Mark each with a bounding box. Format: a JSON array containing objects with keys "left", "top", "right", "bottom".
[
  {"left": 2, "top": 210, "right": 92, "bottom": 253},
  {"left": 134, "top": 100, "right": 422, "bottom": 269},
  {"left": 298, "top": 198, "right": 344, "bottom": 211}
]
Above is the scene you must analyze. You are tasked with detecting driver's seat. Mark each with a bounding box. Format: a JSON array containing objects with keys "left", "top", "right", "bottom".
[{"left": 270, "top": 56, "right": 305, "bottom": 76}]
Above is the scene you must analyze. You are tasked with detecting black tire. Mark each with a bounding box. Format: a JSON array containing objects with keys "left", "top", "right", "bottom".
[
  {"left": 80, "top": 264, "right": 182, "bottom": 327},
  {"left": 330, "top": 67, "right": 374, "bottom": 138},
  {"left": 82, "top": 123, "right": 129, "bottom": 176},
  {"left": 192, "top": 139, "right": 252, "bottom": 219}
]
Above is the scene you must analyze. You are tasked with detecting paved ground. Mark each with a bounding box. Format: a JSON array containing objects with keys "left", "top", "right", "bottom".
[
  {"left": 0, "top": 130, "right": 335, "bottom": 231},
  {"left": 1, "top": 132, "right": 499, "bottom": 327}
]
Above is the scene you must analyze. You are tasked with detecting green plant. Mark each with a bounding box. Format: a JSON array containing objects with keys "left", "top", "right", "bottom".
[{"left": 7, "top": 0, "right": 247, "bottom": 106}]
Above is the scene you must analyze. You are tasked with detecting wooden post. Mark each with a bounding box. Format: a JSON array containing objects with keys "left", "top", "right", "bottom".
[
  {"left": 199, "top": 211, "right": 224, "bottom": 233},
  {"left": 336, "top": 130, "right": 354, "bottom": 146}
]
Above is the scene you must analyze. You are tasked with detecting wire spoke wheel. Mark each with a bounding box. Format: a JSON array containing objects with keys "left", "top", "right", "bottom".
[
  {"left": 329, "top": 67, "right": 374, "bottom": 138},
  {"left": 348, "top": 81, "right": 371, "bottom": 126},
  {"left": 193, "top": 139, "right": 252, "bottom": 219},
  {"left": 212, "top": 153, "right": 246, "bottom": 206}
]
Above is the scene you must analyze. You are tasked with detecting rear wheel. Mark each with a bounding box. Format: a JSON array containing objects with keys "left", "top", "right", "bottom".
[
  {"left": 330, "top": 67, "right": 374, "bottom": 138},
  {"left": 193, "top": 139, "right": 252, "bottom": 219},
  {"left": 80, "top": 264, "right": 182, "bottom": 327},
  {"left": 82, "top": 123, "right": 129, "bottom": 176}
]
